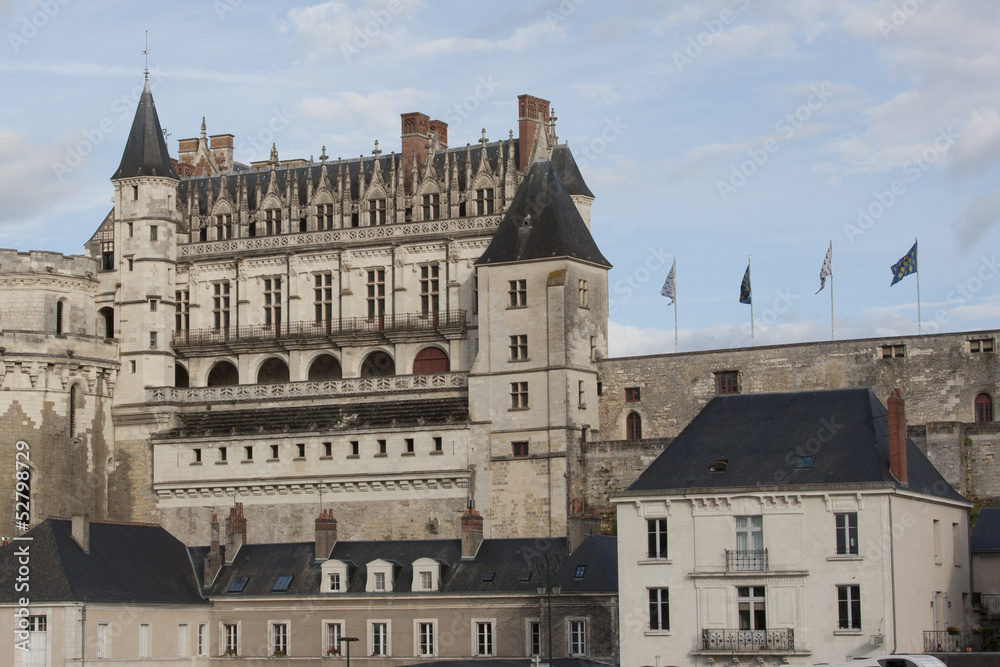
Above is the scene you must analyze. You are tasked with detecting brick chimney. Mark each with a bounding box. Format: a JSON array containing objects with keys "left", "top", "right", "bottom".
[
  {"left": 210, "top": 134, "right": 235, "bottom": 173},
  {"left": 315, "top": 509, "right": 338, "bottom": 561},
  {"left": 567, "top": 499, "right": 601, "bottom": 554},
  {"left": 401, "top": 112, "right": 431, "bottom": 177},
  {"left": 428, "top": 119, "right": 448, "bottom": 150},
  {"left": 517, "top": 94, "right": 550, "bottom": 172},
  {"left": 461, "top": 503, "right": 484, "bottom": 560},
  {"left": 224, "top": 503, "right": 247, "bottom": 564},
  {"left": 71, "top": 514, "right": 89, "bottom": 553},
  {"left": 887, "top": 388, "right": 909, "bottom": 485},
  {"left": 204, "top": 513, "right": 223, "bottom": 585}
]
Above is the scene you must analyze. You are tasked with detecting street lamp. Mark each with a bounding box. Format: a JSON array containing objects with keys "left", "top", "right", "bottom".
[
  {"left": 338, "top": 636, "right": 359, "bottom": 667},
  {"left": 535, "top": 553, "right": 562, "bottom": 667}
]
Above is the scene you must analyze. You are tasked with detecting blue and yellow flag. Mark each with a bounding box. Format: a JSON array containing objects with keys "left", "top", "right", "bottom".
[
  {"left": 890, "top": 242, "right": 917, "bottom": 286},
  {"left": 739, "top": 264, "right": 752, "bottom": 304}
]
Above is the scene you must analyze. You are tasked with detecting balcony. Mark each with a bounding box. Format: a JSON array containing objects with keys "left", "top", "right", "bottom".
[
  {"left": 172, "top": 310, "right": 467, "bottom": 352},
  {"left": 983, "top": 594, "right": 1000, "bottom": 619},
  {"left": 726, "top": 549, "right": 768, "bottom": 572},
  {"left": 701, "top": 629, "right": 795, "bottom": 653},
  {"left": 925, "top": 630, "right": 1000, "bottom": 652}
]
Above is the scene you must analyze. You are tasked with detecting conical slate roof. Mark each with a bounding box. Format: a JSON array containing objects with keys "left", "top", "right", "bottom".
[
  {"left": 112, "top": 79, "right": 178, "bottom": 180},
  {"left": 476, "top": 158, "right": 610, "bottom": 268}
]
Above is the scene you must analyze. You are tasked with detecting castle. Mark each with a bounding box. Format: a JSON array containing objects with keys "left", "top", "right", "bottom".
[{"left": 0, "top": 79, "right": 996, "bottom": 545}]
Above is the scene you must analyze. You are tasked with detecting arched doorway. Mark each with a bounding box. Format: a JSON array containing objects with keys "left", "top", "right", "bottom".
[
  {"left": 360, "top": 351, "right": 395, "bottom": 377},
  {"left": 207, "top": 361, "right": 239, "bottom": 387},
  {"left": 175, "top": 364, "right": 190, "bottom": 388},
  {"left": 257, "top": 358, "right": 290, "bottom": 384},
  {"left": 308, "top": 355, "right": 343, "bottom": 381},
  {"left": 413, "top": 347, "right": 450, "bottom": 374},
  {"left": 97, "top": 307, "right": 114, "bottom": 339}
]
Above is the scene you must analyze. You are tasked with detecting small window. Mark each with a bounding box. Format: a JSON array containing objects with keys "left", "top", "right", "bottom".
[
  {"left": 219, "top": 446, "right": 227, "bottom": 462},
  {"left": 149, "top": 299, "right": 157, "bottom": 312},
  {"left": 374, "top": 572, "right": 386, "bottom": 591},
  {"left": 323, "top": 442, "right": 332, "bottom": 457},
  {"left": 483, "top": 572, "right": 495, "bottom": 582},
  {"left": 130, "top": 360, "right": 137, "bottom": 373},
  {"left": 519, "top": 571, "right": 532, "bottom": 583},
  {"left": 127, "top": 258, "right": 134, "bottom": 271},
  {"left": 509, "top": 334, "right": 528, "bottom": 361},
  {"left": 508, "top": 279, "right": 527, "bottom": 308},
  {"left": 272, "top": 576, "right": 293, "bottom": 592},
  {"left": 574, "top": 565, "right": 586, "bottom": 579},
  {"left": 149, "top": 331, "right": 157, "bottom": 348},
  {"left": 625, "top": 387, "right": 641, "bottom": 402},
  {"left": 193, "top": 448, "right": 201, "bottom": 463},
  {"left": 709, "top": 458, "right": 729, "bottom": 472},
  {"left": 510, "top": 382, "right": 529, "bottom": 409},
  {"left": 405, "top": 438, "right": 414, "bottom": 453},
  {"left": 127, "top": 221, "right": 134, "bottom": 237},
  {"left": 433, "top": 436, "right": 442, "bottom": 452},
  {"left": 794, "top": 455, "right": 814, "bottom": 469},
  {"left": 296, "top": 443, "right": 306, "bottom": 458},
  {"left": 132, "top": 185, "right": 138, "bottom": 200},
  {"left": 150, "top": 225, "right": 158, "bottom": 241},
  {"left": 244, "top": 446, "right": 253, "bottom": 461},
  {"left": 328, "top": 573, "right": 341, "bottom": 591},
  {"left": 578, "top": 279, "right": 589, "bottom": 308},
  {"left": 420, "top": 571, "right": 433, "bottom": 590},
  {"left": 350, "top": 441, "right": 360, "bottom": 456},
  {"left": 377, "top": 439, "right": 387, "bottom": 455},
  {"left": 969, "top": 338, "right": 994, "bottom": 353},
  {"left": 512, "top": 441, "right": 529, "bottom": 458},
  {"left": 228, "top": 576, "right": 249, "bottom": 593},
  {"left": 270, "top": 444, "right": 279, "bottom": 459},
  {"left": 879, "top": 344, "right": 905, "bottom": 359},
  {"left": 715, "top": 371, "right": 740, "bottom": 395}
]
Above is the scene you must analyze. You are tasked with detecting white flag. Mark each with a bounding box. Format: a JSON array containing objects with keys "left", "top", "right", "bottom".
[
  {"left": 816, "top": 243, "right": 832, "bottom": 294},
  {"left": 660, "top": 259, "right": 676, "bottom": 305}
]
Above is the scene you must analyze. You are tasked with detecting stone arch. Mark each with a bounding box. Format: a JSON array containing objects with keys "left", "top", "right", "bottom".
[
  {"left": 257, "top": 357, "right": 290, "bottom": 384},
  {"left": 360, "top": 350, "right": 395, "bottom": 378},
  {"left": 97, "top": 306, "right": 114, "bottom": 339},
  {"left": 413, "top": 346, "right": 450, "bottom": 374},
  {"left": 626, "top": 411, "right": 642, "bottom": 440},
  {"left": 175, "top": 363, "right": 190, "bottom": 388},
  {"left": 207, "top": 360, "right": 239, "bottom": 387},
  {"left": 308, "top": 354, "right": 343, "bottom": 381}
]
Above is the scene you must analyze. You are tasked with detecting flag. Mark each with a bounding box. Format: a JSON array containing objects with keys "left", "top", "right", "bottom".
[
  {"left": 816, "top": 242, "right": 832, "bottom": 294},
  {"left": 660, "top": 259, "right": 676, "bottom": 305},
  {"left": 890, "top": 241, "right": 917, "bottom": 286},
  {"left": 739, "top": 264, "right": 752, "bottom": 304}
]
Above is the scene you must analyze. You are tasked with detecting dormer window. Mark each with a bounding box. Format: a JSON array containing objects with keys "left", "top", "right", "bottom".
[
  {"left": 264, "top": 208, "right": 282, "bottom": 235},
  {"left": 321, "top": 559, "right": 350, "bottom": 593},
  {"left": 375, "top": 572, "right": 386, "bottom": 590},
  {"left": 368, "top": 198, "right": 387, "bottom": 225},
  {"left": 365, "top": 559, "right": 396, "bottom": 593},
  {"left": 412, "top": 558, "right": 442, "bottom": 592}
]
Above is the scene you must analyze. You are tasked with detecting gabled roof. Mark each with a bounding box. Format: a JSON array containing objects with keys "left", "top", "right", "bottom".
[
  {"left": 192, "top": 535, "right": 616, "bottom": 596},
  {"left": 624, "top": 388, "right": 966, "bottom": 503},
  {"left": 0, "top": 519, "right": 204, "bottom": 604},
  {"left": 475, "top": 158, "right": 611, "bottom": 268},
  {"left": 112, "top": 79, "right": 179, "bottom": 180},
  {"left": 972, "top": 508, "right": 1000, "bottom": 553}
]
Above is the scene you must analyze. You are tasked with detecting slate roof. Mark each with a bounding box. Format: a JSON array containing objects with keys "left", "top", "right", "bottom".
[
  {"left": 475, "top": 158, "right": 611, "bottom": 268},
  {"left": 550, "top": 144, "right": 594, "bottom": 198},
  {"left": 971, "top": 508, "right": 1000, "bottom": 553},
  {"left": 113, "top": 79, "right": 179, "bottom": 181},
  {"left": 192, "top": 535, "right": 616, "bottom": 596},
  {"left": 155, "top": 396, "right": 469, "bottom": 439},
  {"left": 0, "top": 519, "right": 204, "bottom": 604},
  {"left": 625, "top": 388, "right": 967, "bottom": 503}
]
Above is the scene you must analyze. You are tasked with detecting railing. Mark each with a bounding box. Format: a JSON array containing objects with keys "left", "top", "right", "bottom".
[
  {"left": 983, "top": 594, "right": 1000, "bottom": 618},
  {"left": 702, "top": 629, "right": 794, "bottom": 652},
  {"left": 725, "top": 549, "right": 768, "bottom": 572},
  {"left": 924, "top": 630, "right": 1000, "bottom": 652},
  {"left": 172, "top": 310, "right": 466, "bottom": 347},
  {"left": 145, "top": 372, "right": 468, "bottom": 404}
]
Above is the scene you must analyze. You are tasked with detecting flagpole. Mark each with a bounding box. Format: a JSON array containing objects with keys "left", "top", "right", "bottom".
[
  {"left": 915, "top": 237, "right": 921, "bottom": 334},
  {"left": 749, "top": 255, "right": 754, "bottom": 347},
  {"left": 829, "top": 240, "right": 835, "bottom": 341},
  {"left": 673, "top": 259, "right": 678, "bottom": 354}
]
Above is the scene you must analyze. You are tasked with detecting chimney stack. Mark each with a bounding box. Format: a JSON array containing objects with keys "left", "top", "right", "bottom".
[
  {"left": 887, "top": 388, "right": 909, "bottom": 486},
  {"left": 567, "top": 499, "right": 601, "bottom": 554},
  {"left": 461, "top": 503, "right": 484, "bottom": 560},
  {"left": 204, "top": 513, "right": 223, "bottom": 585},
  {"left": 315, "top": 509, "right": 338, "bottom": 561},
  {"left": 224, "top": 503, "right": 247, "bottom": 564},
  {"left": 401, "top": 112, "right": 431, "bottom": 181},
  {"left": 517, "top": 94, "right": 551, "bottom": 172},
  {"left": 71, "top": 514, "right": 90, "bottom": 553}
]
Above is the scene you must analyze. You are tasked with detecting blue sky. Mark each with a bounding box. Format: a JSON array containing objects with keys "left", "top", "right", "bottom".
[{"left": 2, "top": 0, "right": 999, "bottom": 356}]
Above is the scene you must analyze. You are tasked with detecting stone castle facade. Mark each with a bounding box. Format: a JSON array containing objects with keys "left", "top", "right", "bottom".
[{"left": 0, "top": 80, "right": 996, "bottom": 545}]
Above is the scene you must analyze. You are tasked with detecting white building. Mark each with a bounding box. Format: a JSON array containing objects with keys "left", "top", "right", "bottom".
[{"left": 614, "top": 388, "right": 972, "bottom": 667}]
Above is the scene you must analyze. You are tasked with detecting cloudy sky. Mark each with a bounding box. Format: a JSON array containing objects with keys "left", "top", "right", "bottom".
[{"left": 2, "top": 0, "right": 999, "bottom": 356}]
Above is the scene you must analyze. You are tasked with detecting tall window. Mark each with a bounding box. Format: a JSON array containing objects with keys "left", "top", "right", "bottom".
[
  {"left": 366, "top": 269, "right": 386, "bottom": 323},
  {"left": 150, "top": 225, "right": 158, "bottom": 241},
  {"left": 647, "top": 518, "right": 667, "bottom": 559},
  {"left": 213, "top": 282, "right": 231, "bottom": 331},
  {"left": 317, "top": 203, "right": 334, "bottom": 230},
  {"left": 315, "top": 273, "right": 333, "bottom": 327},
  {"left": 224, "top": 623, "right": 238, "bottom": 655},
  {"left": 97, "top": 623, "right": 110, "bottom": 658},
  {"left": 738, "top": 586, "right": 766, "bottom": 630},
  {"left": 528, "top": 621, "right": 541, "bottom": 656},
  {"left": 139, "top": 624, "right": 150, "bottom": 658},
  {"left": 421, "top": 193, "right": 440, "bottom": 220},
  {"left": 101, "top": 241, "right": 114, "bottom": 271},
  {"left": 475, "top": 188, "right": 495, "bottom": 215},
  {"left": 271, "top": 623, "right": 288, "bottom": 655},
  {"left": 197, "top": 624, "right": 207, "bottom": 657},
  {"left": 215, "top": 213, "right": 232, "bottom": 239},
  {"left": 509, "top": 335, "right": 528, "bottom": 361},
  {"left": 264, "top": 278, "right": 282, "bottom": 328},
  {"left": 735, "top": 516, "right": 764, "bottom": 570},
  {"left": 578, "top": 279, "right": 589, "bottom": 307},
  {"left": 368, "top": 198, "right": 387, "bottom": 225},
  {"left": 475, "top": 621, "right": 494, "bottom": 656},
  {"left": 975, "top": 393, "right": 994, "bottom": 423},
  {"left": 69, "top": 384, "right": 82, "bottom": 438},
  {"left": 420, "top": 265, "right": 439, "bottom": 317},
  {"left": 508, "top": 279, "right": 527, "bottom": 307},
  {"left": 510, "top": 382, "right": 529, "bottom": 409},
  {"left": 715, "top": 370, "right": 740, "bottom": 394},
  {"left": 178, "top": 624, "right": 188, "bottom": 658},
  {"left": 325, "top": 622, "right": 342, "bottom": 655},
  {"left": 375, "top": 572, "right": 386, "bottom": 591},
  {"left": 835, "top": 513, "right": 859, "bottom": 555},
  {"left": 370, "top": 622, "right": 388, "bottom": 656},
  {"left": 649, "top": 589, "right": 669, "bottom": 630},
  {"left": 568, "top": 620, "right": 586, "bottom": 655},
  {"left": 175, "top": 290, "right": 190, "bottom": 332},
  {"left": 56, "top": 300, "right": 64, "bottom": 335},
  {"left": 838, "top": 585, "right": 861, "bottom": 629},
  {"left": 24, "top": 616, "right": 46, "bottom": 667},
  {"left": 265, "top": 208, "right": 282, "bottom": 235},
  {"left": 417, "top": 622, "right": 435, "bottom": 656},
  {"left": 626, "top": 412, "right": 642, "bottom": 440}
]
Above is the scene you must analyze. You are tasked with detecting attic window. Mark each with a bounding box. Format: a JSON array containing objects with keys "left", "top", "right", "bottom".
[
  {"left": 794, "top": 456, "right": 814, "bottom": 469},
  {"left": 272, "top": 576, "right": 293, "bottom": 592},
  {"left": 574, "top": 565, "right": 586, "bottom": 579},
  {"left": 709, "top": 458, "right": 729, "bottom": 472},
  {"left": 483, "top": 572, "right": 495, "bottom": 582},
  {"left": 227, "top": 576, "right": 249, "bottom": 593},
  {"left": 519, "top": 571, "right": 532, "bottom": 583}
]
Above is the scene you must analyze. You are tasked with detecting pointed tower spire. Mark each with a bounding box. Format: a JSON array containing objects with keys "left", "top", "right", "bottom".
[{"left": 113, "top": 79, "right": 178, "bottom": 180}]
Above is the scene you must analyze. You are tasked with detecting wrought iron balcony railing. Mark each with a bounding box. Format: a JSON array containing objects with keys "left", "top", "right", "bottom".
[
  {"left": 172, "top": 310, "right": 466, "bottom": 347},
  {"left": 725, "top": 548, "right": 768, "bottom": 572},
  {"left": 983, "top": 594, "right": 1000, "bottom": 619},
  {"left": 702, "top": 629, "right": 794, "bottom": 653},
  {"left": 924, "top": 630, "right": 1000, "bottom": 653}
]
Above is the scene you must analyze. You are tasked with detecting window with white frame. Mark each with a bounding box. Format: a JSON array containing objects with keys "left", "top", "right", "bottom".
[
  {"left": 321, "top": 559, "right": 349, "bottom": 593},
  {"left": 647, "top": 518, "right": 667, "bottom": 559},
  {"left": 527, "top": 620, "right": 541, "bottom": 656},
  {"left": 178, "top": 624, "right": 188, "bottom": 658},
  {"left": 370, "top": 621, "right": 389, "bottom": 656},
  {"left": 568, "top": 619, "right": 587, "bottom": 655},
  {"left": 197, "top": 624, "right": 207, "bottom": 657},
  {"left": 420, "top": 571, "right": 432, "bottom": 590},
  {"left": 97, "top": 623, "right": 110, "bottom": 658},
  {"left": 366, "top": 559, "right": 395, "bottom": 592},
  {"left": 139, "top": 623, "right": 150, "bottom": 658},
  {"left": 412, "top": 558, "right": 441, "bottom": 591},
  {"left": 24, "top": 615, "right": 46, "bottom": 667},
  {"left": 270, "top": 622, "right": 289, "bottom": 656},
  {"left": 473, "top": 620, "right": 495, "bottom": 656},
  {"left": 223, "top": 623, "right": 239, "bottom": 656},
  {"left": 375, "top": 572, "right": 386, "bottom": 590},
  {"left": 648, "top": 588, "right": 669, "bottom": 630},
  {"left": 835, "top": 512, "right": 859, "bottom": 555},
  {"left": 416, "top": 621, "right": 436, "bottom": 656},
  {"left": 324, "top": 622, "right": 343, "bottom": 656},
  {"left": 838, "top": 585, "right": 861, "bottom": 629}
]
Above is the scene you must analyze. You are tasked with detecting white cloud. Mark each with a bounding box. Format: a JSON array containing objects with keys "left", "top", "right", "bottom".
[
  {"left": 0, "top": 128, "right": 83, "bottom": 232},
  {"left": 296, "top": 89, "right": 426, "bottom": 132}
]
